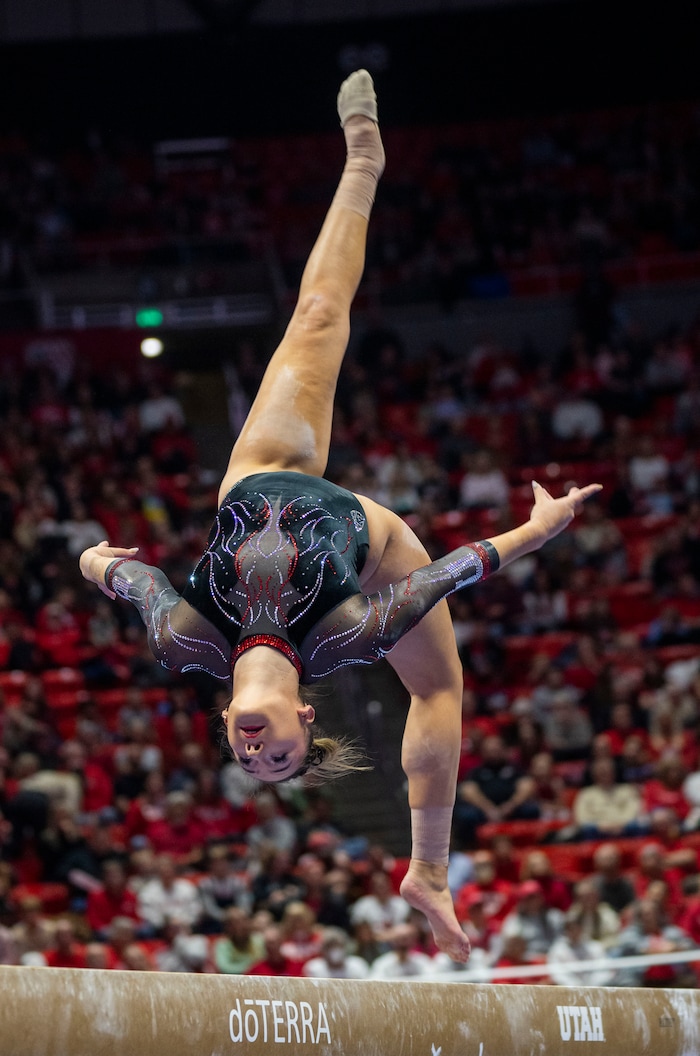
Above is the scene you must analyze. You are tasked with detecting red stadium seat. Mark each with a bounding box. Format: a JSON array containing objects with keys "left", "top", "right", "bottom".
[
  {"left": 11, "top": 883, "right": 70, "bottom": 914},
  {"left": 41, "top": 668, "right": 86, "bottom": 698},
  {"left": 504, "top": 632, "right": 576, "bottom": 675},
  {"left": 478, "top": 819, "right": 570, "bottom": 848},
  {"left": 0, "top": 670, "right": 30, "bottom": 704},
  {"left": 655, "top": 644, "right": 700, "bottom": 665}
]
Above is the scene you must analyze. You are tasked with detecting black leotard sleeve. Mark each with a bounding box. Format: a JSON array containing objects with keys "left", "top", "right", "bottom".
[
  {"left": 105, "top": 558, "right": 232, "bottom": 681},
  {"left": 300, "top": 540, "right": 499, "bottom": 679},
  {"left": 105, "top": 539, "right": 498, "bottom": 684}
]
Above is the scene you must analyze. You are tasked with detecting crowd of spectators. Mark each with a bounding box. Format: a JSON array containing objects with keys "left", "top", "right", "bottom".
[
  {"left": 2, "top": 99, "right": 700, "bottom": 307},
  {"left": 0, "top": 307, "right": 698, "bottom": 983},
  {"left": 1, "top": 93, "right": 700, "bottom": 985}
]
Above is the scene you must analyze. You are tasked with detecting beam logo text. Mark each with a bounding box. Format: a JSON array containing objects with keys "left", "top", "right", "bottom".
[
  {"left": 556, "top": 1006, "right": 605, "bottom": 1042},
  {"left": 229, "top": 999, "right": 331, "bottom": 1045}
]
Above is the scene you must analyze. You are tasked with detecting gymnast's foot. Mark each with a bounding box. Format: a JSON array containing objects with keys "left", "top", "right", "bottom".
[
  {"left": 337, "top": 69, "right": 385, "bottom": 179},
  {"left": 400, "top": 860, "right": 471, "bottom": 963}
]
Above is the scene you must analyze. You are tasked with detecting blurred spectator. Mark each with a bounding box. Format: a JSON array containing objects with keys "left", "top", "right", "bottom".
[
  {"left": 154, "top": 921, "right": 214, "bottom": 974},
  {"left": 646, "top": 698, "right": 697, "bottom": 771},
  {"left": 646, "top": 809, "right": 698, "bottom": 875},
  {"left": 628, "top": 436, "right": 671, "bottom": 513},
  {"left": 138, "top": 383, "right": 186, "bottom": 434},
  {"left": 84, "top": 942, "right": 112, "bottom": 970},
  {"left": 86, "top": 859, "right": 141, "bottom": 939},
  {"left": 58, "top": 739, "right": 114, "bottom": 817},
  {"left": 591, "top": 844, "right": 636, "bottom": 915},
  {"left": 519, "top": 850, "right": 571, "bottom": 912},
  {"left": 491, "top": 933, "right": 543, "bottom": 984},
  {"left": 610, "top": 898, "right": 694, "bottom": 987},
  {"left": 10, "top": 894, "right": 55, "bottom": 958},
  {"left": 136, "top": 854, "right": 202, "bottom": 933},
  {"left": 455, "top": 850, "right": 515, "bottom": 925},
  {"left": 279, "top": 901, "right": 324, "bottom": 965},
  {"left": 245, "top": 792, "right": 296, "bottom": 855},
  {"left": 631, "top": 843, "right": 685, "bottom": 918},
  {"left": 114, "top": 718, "right": 163, "bottom": 779},
  {"left": 498, "top": 881, "right": 564, "bottom": 958},
  {"left": 245, "top": 923, "right": 305, "bottom": 977},
  {"left": 317, "top": 867, "right": 354, "bottom": 931},
  {"left": 551, "top": 392, "right": 604, "bottom": 444},
  {"left": 571, "top": 757, "right": 644, "bottom": 840},
  {"left": 0, "top": 921, "right": 17, "bottom": 964},
  {"left": 144, "top": 791, "right": 206, "bottom": 867},
  {"left": 368, "top": 922, "right": 434, "bottom": 979},
  {"left": 646, "top": 606, "right": 700, "bottom": 650},
  {"left": 519, "top": 569, "right": 568, "bottom": 634},
  {"left": 678, "top": 887, "right": 700, "bottom": 946},
  {"left": 490, "top": 833, "right": 520, "bottom": 885},
  {"left": 683, "top": 765, "right": 700, "bottom": 830},
  {"left": 619, "top": 734, "right": 655, "bottom": 784},
  {"left": 197, "top": 845, "right": 251, "bottom": 931},
  {"left": 213, "top": 907, "right": 265, "bottom": 974},
  {"left": 650, "top": 524, "right": 700, "bottom": 597},
  {"left": 349, "top": 870, "right": 410, "bottom": 942},
  {"left": 106, "top": 916, "right": 141, "bottom": 970},
  {"left": 455, "top": 735, "right": 538, "bottom": 846},
  {"left": 121, "top": 943, "right": 156, "bottom": 971},
  {"left": 38, "top": 808, "right": 117, "bottom": 891},
  {"left": 192, "top": 768, "right": 253, "bottom": 844},
  {"left": 526, "top": 752, "right": 571, "bottom": 820},
  {"left": 642, "top": 755, "right": 691, "bottom": 825},
  {"left": 303, "top": 926, "right": 369, "bottom": 979},
  {"left": 123, "top": 770, "right": 167, "bottom": 841},
  {"left": 248, "top": 845, "right": 303, "bottom": 917},
  {"left": 44, "top": 918, "right": 87, "bottom": 969},
  {"left": 455, "top": 890, "right": 500, "bottom": 959},
  {"left": 568, "top": 878, "right": 621, "bottom": 950},
  {"left": 547, "top": 910, "right": 612, "bottom": 986},
  {"left": 542, "top": 693, "right": 594, "bottom": 762},
  {"left": 458, "top": 450, "right": 509, "bottom": 510},
  {"left": 572, "top": 503, "right": 626, "bottom": 576}
]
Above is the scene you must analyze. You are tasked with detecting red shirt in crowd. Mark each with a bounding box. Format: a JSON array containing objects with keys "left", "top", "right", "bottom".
[
  {"left": 455, "top": 879, "right": 515, "bottom": 924},
  {"left": 80, "top": 762, "right": 115, "bottom": 814},
  {"left": 45, "top": 943, "right": 87, "bottom": 969},
  {"left": 86, "top": 886, "right": 141, "bottom": 934},
  {"left": 245, "top": 957, "right": 305, "bottom": 978},
  {"left": 145, "top": 816, "right": 207, "bottom": 859},
  {"left": 642, "top": 779, "right": 690, "bottom": 821},
  {"left": 193, "top": 800, "right": 256, "bottom": 842}
]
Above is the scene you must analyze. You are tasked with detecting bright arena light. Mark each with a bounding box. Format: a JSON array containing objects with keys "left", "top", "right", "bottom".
[{"left": 141, "top": 337, "right": 164, "bottom": 358}]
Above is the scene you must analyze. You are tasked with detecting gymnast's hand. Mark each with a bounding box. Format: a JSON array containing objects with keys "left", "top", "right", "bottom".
[
  {"left": 79, "top": 540, "right": 139, "bottom": 599},
  {"left": 528, "top": 480, "right": 603, "bottom": 544}
]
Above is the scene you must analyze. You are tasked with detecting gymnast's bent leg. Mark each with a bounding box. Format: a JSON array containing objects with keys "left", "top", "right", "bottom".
[{"left": 217, "top": 70, "right": 385, "bottom": 502}]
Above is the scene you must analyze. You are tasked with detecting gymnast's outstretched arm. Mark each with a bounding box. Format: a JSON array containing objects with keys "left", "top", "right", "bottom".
[
  {"left": 304, "top": 481, "right": 603, "bottom": 675},
  {"left": 79, "top": 542, "right": 231, "bottom": 679}
]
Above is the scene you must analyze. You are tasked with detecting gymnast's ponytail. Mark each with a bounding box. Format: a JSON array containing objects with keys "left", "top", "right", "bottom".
[{"left": 292, "top": 731, "right": 371, "bottom": 786}]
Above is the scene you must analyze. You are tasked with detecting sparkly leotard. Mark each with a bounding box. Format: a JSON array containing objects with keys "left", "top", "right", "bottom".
[{"left": 105, "top": 472, "right": 498, "bottom": 683}]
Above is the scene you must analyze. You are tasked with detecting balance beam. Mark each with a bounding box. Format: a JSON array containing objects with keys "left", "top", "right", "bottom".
[{"left": 1, "top": 966, "right": 699, "bottom": 1056}]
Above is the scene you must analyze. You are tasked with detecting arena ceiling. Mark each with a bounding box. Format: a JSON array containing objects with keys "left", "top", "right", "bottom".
[{"left": 0, "top": 0, "right": 574, "bottom": 41}]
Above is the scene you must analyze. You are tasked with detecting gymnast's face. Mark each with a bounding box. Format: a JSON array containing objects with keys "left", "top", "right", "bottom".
[{"left": 223, "top": 693, "right": 315, "bottom": 782}]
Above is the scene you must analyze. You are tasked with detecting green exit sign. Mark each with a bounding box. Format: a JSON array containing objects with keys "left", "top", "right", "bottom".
[{"left": 135, "top": 307, "right": 164, "bottom": 328}]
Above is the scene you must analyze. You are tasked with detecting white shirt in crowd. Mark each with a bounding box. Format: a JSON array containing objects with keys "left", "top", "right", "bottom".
[
  {"left": 369, "top": 950, "right": 435, "bottom": 979},
  {"left": 547, "top": 934, "right": 612, "bottom": 987},
  {"left": 349, "top": 894, "right": 410, "bottom": 931},
  {"left": 137, "top": 877, "right": 202, "bottom": 930},
  {"left": 303, "top": 954, "right": 369, "bottom": 979}
]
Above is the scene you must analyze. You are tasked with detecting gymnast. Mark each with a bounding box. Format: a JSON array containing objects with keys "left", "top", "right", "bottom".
[{"left": 80, "top": 70, "right": 601, "bottom": 962}]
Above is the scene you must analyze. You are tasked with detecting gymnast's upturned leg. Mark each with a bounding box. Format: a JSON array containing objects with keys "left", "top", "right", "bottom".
[{"left": 218, "top": 70, "right": 385, "bottom": 502}]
